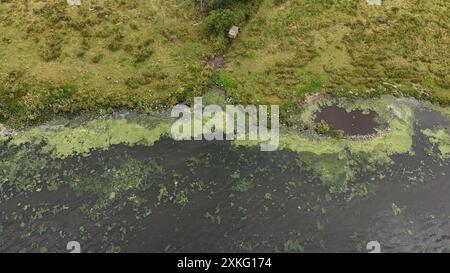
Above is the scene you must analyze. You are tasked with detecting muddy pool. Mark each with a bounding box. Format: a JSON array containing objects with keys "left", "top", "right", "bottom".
[{"left": 314, "top": 106, "right": 380, "bottom": 136}]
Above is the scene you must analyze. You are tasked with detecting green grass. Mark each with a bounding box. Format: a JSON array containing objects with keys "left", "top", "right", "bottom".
[
  {"left": 0, "top": 0, "right": 448, "bottom": 128},
  {"left": 223, "top": 0, "right": 450, "bottom": 108},
  {"left": 0, "top": 0, "right": 215, "bottom": 127}
]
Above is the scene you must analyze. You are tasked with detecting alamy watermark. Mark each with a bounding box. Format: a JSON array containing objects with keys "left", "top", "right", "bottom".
[
  {"left": 170, "top": 97, "right": 279, "bottom": 151},
  {"left": 67, "top": 241, "right": 81, "bottom": 253}
]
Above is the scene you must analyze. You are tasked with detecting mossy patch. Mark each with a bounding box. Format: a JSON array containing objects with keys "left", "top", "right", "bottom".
[
  {"left": 9, "top": 114, "right": 172, "bottom": 158},
  {"left": 422, "top": 128, "right": 450, "bottom": 159}
]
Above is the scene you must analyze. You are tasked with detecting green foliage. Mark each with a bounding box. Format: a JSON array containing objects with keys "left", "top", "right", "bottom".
[
  {"left": 314, "top": 121, "right": 331, "bottom": 135},
  {"left": 422, "top": 128, "right": 450, "bottom": 159},
  {"left": 283, "top": 239, "right": 304, "bottom": 252},
  {"left": 107, "top": 31, "right": 124, "bottom": 52},
  {"left": 37, "top": 1, "right": 68, "bottom": 24},
  {"left": 211, "top": 34, "right": 230, "bottom": 53},
  {"left": 231, "top": 179, "right": 253, "bottom": 192},
  {"left": 203, "top": 9, "right": 237, "bottom": 37},
  {"left": 217, "top": 71, "right": 238, "bottom": 89},
  {"left": 297, "top": 72, "right": 324, "bottom": 97},
  {"left": 134, "top": 39, "right": 154, "bottom": 63},
  {"left": 134, "top": 46, "right": 154, "bottom": 63},
  {"left": 177, "top": 64, "right": 214, "bottom": 102},
  {"left": 0, "top": 147, "right": 60, "bottom": 197},
  {"left": 201, "top": 0, "right": 254, "bottom": 11},
  {"left": 41, "top": 35, "right": 63, "bottom": 61},
  {"left": 332, "top": 129, "right": 345, "bottom": 139},
  {"left": 72, "top": 156, "right": 163, "bottom": 205}
]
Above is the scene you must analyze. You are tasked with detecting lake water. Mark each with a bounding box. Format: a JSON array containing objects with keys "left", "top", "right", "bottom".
[{"left": 0, "top": 100, "right": 449, "bottom": 253}]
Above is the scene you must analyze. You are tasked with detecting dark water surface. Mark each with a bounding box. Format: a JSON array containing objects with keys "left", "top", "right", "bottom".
[
  {"left": 314, "top": 106, "right": 380, "bottom": 136},
  {"left": 0, "top": 106, "right": 449, "bottom": 253}
]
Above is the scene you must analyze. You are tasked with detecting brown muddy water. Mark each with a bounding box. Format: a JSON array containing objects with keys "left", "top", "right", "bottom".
[
  {"left": 314, "top": 106, "right": 380, "bottom": 136},
  {"left": 0, "top": 107, "right": 449, "bottom": 253}
]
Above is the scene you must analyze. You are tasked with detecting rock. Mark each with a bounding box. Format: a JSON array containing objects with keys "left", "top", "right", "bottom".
[
  {"left": 0, "top": 124, "right": 14, "bottom": 137},
  {"left": 367, "top": 0, "right": 382, "bottom": 5},
  {"left": 67, "top": 0, "right": 81, "bottom": 6}
]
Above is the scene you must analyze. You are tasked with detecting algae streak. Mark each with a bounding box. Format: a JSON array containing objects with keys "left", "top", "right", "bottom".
[{"left": 9, "top": 116, "right": 172, "bottom": 158}]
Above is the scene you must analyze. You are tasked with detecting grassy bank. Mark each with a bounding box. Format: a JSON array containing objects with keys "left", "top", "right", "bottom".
[
  {"left": 0, "top": 0, "right": 448, "bottom": 128},
  {"left": 222, "top": 0, "right": 450, "bottom": 116},
  {"left": 0, "top": 0, "right": 217, "bottom": 127}
]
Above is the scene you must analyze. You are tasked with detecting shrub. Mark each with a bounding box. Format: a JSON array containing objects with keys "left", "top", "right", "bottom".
[
  {"left": 134, "top": 46, "right": 154, "bottom": 63},
  {"left": 315, "top": 121, "right": 347, "bottom": 139},
  {"left": 202, "top": 0, "right": 253, "bottom": 11},
  {"left": 38, "top": 1, "right": 68, "bottom": 24},
  {"left": 42, "top": 35, "right": 63, "bottom": 61},
  {"left": 315, "top": 121, "right": 331, "bottom": 135},
  {"left": 91, "top": 54, "right": 104, "bottom": 64},
  {"left": 211, "top": 34, "right": 230, "bottom": 53},
  {"left": 203, "top": 9, "right": 237, "bottom": 37},
  {"left": 333, "top": 129, "right": 346, "bottom": 139},
  {"left": 108, "top": 32, "right": 124, "bottom": 51},
  {"left": 133, "top": 39, "right": 154, "bottom": 63}
]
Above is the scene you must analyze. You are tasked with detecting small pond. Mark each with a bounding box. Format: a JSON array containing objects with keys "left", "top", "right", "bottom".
[{"left": 314, "top": 105, "right": 380, "bottom": 136}]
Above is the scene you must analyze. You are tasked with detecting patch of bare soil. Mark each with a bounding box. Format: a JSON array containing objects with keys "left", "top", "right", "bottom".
[{"left": 202, "top": 55, "right": 225, "bottom": 72}]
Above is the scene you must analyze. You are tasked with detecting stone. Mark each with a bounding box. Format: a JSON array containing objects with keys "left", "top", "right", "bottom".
[
  {"left": 67, "top": 0, "right": 81, "bottom": 6},
  {"left": 367, "top": 0, "right": 382, "bottom": 5}
]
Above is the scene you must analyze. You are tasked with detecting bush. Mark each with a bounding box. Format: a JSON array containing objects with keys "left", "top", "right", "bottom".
[
  {"left": 315, "top": 121, "right": 331, "bottom": 135},
  {"left": 333, "top": 129, "right": 346, "bottom": 139},
  {"left": 42, "top": 35, "right": 63, "bottom": 61},
  {"left": 211, "top": 34, "right": 230, "bottom": 53},
  {"left": 203, "top": 9, "right": 237, "bottom": 37},
  {"left": 108, "top": 32, "right": 124, "bottom": 51},
  {"left": 134, "top": 45, "right": 154, "bottom": 63},
  {"left": 134, "top": 39, "right": 154, "bottom": 63},
  {"left": 202, "top": 0, "right": 253, "bottom": 11},
  {"left": 315, "top": 121, "right": 347, "bottom": 139},
  {"left": 38, "top": 1, "right": 68, "bottom": 25}
]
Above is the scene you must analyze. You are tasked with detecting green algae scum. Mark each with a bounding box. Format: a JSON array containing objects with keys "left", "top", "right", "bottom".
[{"left": 0, "top": 96, "right": 449, "bottom": 252}]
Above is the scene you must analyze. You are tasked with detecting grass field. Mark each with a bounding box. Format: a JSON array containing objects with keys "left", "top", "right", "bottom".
[
  {"left": 223, "top": 0, "right": 450, "bottom": 110},
  {"left": 0, "top": 0, "right": 215, "bottom": 127},
  {"left": 0, "top": 0, "right": 448, "bottom": 128}
]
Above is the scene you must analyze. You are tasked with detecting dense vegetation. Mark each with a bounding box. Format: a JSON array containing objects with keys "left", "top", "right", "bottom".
[{"left": 0, "top": 0, "right": 448, "bottom": 128}]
